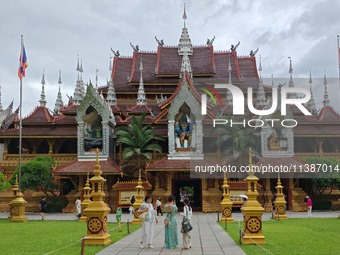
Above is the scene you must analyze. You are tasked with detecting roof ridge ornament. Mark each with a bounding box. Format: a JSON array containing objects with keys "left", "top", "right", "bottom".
[
  {"left": 230, "top": 41, "right": 240, "bottom": 52},
  {"left": 111, "top": 48, "right": 120, "bottom": 57},
  {"left": 249, "top": 47, "right": 259, "bottom": 57},
  {"left": 206, "top": 35, "right": 215, "bottom": 46},
  {"left": 155, "top": 36, "right": 164, "bottom": 46},
  {"left": 130, "top": 42, "right": 139, "bottom": 52}
]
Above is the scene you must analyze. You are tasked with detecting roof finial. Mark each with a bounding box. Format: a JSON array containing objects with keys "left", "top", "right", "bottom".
[
  {"left": 136, "top": 58, "right": 147, "bottom": 105},
  {"left": 0, "top": 85, "right": 3, "bottom": 113},
  {"left": 258, "top": 55, "right": 262, "bottom": 78},
  {"left": 287, "top": 57, "right": 297, "bottom": 98},
  {"left": 96, "top": 69, "right": 99, "bottom": 88},
  {"left": 228, "top": 58, "right": 232, "bottom": 84},
  {"left": 178, "top": 3, "right": 193, "bottom": 56},
  {"left": 256, "top": 56, "right": 266, "bottom": 106},
  {"left": 323, "top": 70, "right": 330, "bottom": 106},
  {"left": 307, "top": 69, "right": 316, "bottom": 114},
  {"left": 109, "top": 55, "right": 112, "bottom": 71},
  {"left": 39, "top": 69, "right": 47, "bottom": 107},
  {"left": 54, "top": 70, "right": 64, "bottom": 114},
  {"left": 73, "top": 57, "right": 84, "bottom": 105},
  {"left": 76, "top": 55, "right": 80, "bottom": 72},
  {"left": 183, "top": 3, "right": 187, "bottom": 26}
]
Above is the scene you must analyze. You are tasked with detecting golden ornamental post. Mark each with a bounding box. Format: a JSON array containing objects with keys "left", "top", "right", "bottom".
[
  {"left": 220, "top": 173, "right": 233, "bottom": 223},
  {"left": 274, "top": 172, "right": 288, "bottom": 220},
  {"left": 83, "top": 149, "right": 111, "bottom": 245},
  {"left": 241, "top": 148, "right": 266, "bottom": 245},
  {"left": 79, "top": 172, "right": 92, "bottom": 222},
  {"left": 8, "top": 175, "right": 28, "bottom": 222},
  {"left": 132, "top": 168, "right": 144, "bottom": 225}
]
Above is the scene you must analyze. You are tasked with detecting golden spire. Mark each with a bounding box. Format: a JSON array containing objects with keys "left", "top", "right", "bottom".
[{"left": 94, "top": 148, "right": 102, "bottom": 176}]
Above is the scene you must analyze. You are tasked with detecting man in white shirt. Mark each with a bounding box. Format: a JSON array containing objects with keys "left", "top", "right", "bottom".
[{"left": 156, "top": 197, "right": 163, "bottom": 216}]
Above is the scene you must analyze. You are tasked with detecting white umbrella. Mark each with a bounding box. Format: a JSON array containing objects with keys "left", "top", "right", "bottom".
[{"left": 238, "top": 195, "right": 248, "bottom": 199}]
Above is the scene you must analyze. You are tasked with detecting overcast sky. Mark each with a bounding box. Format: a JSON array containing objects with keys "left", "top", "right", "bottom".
[{"left": 1, "top": 0, "right": 340, "bottom": 116}]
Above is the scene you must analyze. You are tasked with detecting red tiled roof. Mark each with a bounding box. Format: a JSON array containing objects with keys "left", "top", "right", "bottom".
[
  {"left": 127, "top": 105, "right": 151, "bottom": 114},
  {"left": 110, "top": 105, "right": 122, "bottom": 114},
  {"left": 256, "top": 157, "right": 306, "bottom": 167},
  {"left": 112, "top": 180, "right": 152, "bottom": 190},
  {"left": 51, "top": 114, "right": 76, "bottom": 124},
  {"left": 146, "top": 157, "right": 223, "bottom": 171},
  {"left": 317, "top": 106, "right": 340, "bottom": 122},
  {"left": 60, "top": 105, "right": 78, "bottom": 115},
  {"left": 294, "top": 125, "right": 340, "bottom": 136},
  {"left": 20, "top": 106, "right": 53, "bottom": 124},
  {"left": 53, "top": 158, "right": 123, "bottom": 175},
  {"left": 0, "top": 126, "right": 77, "bottom": 137},
  {"left": 157, "top": 47, "right": 214, "bottom": 75}
]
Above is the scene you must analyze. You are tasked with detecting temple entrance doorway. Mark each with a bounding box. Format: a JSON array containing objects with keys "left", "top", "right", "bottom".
[{"left": 172, "top": 179, "right": 202, "bottom": 211}]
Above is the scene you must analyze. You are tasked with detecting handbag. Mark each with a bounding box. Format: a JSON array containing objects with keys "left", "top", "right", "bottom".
[{"left": 139, "top": 211, "right": 148, "bottom": 221}]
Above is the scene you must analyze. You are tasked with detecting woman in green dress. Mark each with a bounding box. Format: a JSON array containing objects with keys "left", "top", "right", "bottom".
[{"left": 164, "top": 195, "right": 178, "bottom": 249}]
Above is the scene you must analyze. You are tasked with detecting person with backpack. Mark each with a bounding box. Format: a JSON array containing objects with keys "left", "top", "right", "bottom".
[
  {"left": 164, "top": 195, "right": 178, "bottom": 249},
  {"left": 180, "top": 198, "right": 192, "bottom": 250},
  {"left": 138, "top": 195, "right": 158, "bottom": 249}
]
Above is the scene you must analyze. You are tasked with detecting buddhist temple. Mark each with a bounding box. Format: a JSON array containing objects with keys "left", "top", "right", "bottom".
[{"left": 0, "top": 6, "right": 340, "bottom": 213}]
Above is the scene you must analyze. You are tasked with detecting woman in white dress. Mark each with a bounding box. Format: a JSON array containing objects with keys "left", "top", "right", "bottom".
[
  {"left": 75, "top": 196, "right": 81, "bottom": 218},
  {"left": 180, "top": 198, "right": 192, "bottom": 250}
]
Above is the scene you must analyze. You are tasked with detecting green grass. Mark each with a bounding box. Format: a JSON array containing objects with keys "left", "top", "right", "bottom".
[
  {"left": 0, "top": 219, "right": 141, "bottom": 255},
  {"left": 219, "top": 218, "right": 340, "bottom": 255}
]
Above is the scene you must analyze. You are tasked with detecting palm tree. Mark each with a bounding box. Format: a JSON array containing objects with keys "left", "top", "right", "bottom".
[
  {"left": 115, "top": 114, "right": 164, "bottom": 176},
  {"left": 213, "top": 115, "right": 259, "bottom": 166}
]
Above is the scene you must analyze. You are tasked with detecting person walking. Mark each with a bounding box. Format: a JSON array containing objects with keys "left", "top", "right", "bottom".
[
  {"left": 138, "top": 195, "right": 158, "bottom": 249},
  {"left": 75, "top": 196, "right": 81, "bottom": 219},
  {"left": 164, "top": 195, "right": 178, "bottom": 249},
  {"left": 130, "top": 195, "right": 135, "bottom": 215},
  {"left": 306, "top": 196, "right": 312, "bottom": 217},
  {"left": 40, "top": 196, "right": 47, "bottom": 220},
  {"left": 156, "top": 197, "right": 163, "bottom": 216},
  {"left": 180, "top": 198, "right": 192, "bottom": 250}
]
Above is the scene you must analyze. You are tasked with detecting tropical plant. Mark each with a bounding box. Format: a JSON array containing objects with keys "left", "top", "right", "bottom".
[
  {"left": 304, "top": 157, "right": 340, "bottom": 200},
  {"left": 9, "top": 156, "right": 59, "bottom": 197},
  {"left": 212, "top": 115, "right": 260, "bottom": 166},
  {"left": 115, "top": 114, "right": 164, "bottom": 175},
  {"left": 0, "top": 172, "right": 11, "bottom": 191}
]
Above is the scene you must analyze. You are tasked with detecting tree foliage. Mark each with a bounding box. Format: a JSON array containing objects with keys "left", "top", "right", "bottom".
[
  {"left": 9, "top": 156, "right": 58, "bottom": 197},
  {"left": 0, "top": 172, "right": 11, "bottom": 191},
  {"left": 304, "top": 157, "right": 340, "bottom": 200},
  {"left": 212, "top": 115, "right": 260, "bottom": 166},
  {"left": 115, "top": 114, "right": 164, "bottom": 175}
]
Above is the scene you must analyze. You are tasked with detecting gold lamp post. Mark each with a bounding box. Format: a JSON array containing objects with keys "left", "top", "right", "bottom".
[
  {"left": 79, "top": 172, "right": 92, "bottom": 222},
  {"left": 83, "top": 149, "right": 111, "bottom": 245},
  {"left": 274, "top": 172, "right": 288, "bottom": 220},
  {"left": 8, "top": 176, "right": 28, "bottom": 222},
  {"left": 220, "top": 174, "right": 233, "bottom": 223},
  {"left": 132, "top": 169, "right": 144, "bottom": 225},
  {"left": 241, "top": 148, "right": 266, "bottom": 245}
]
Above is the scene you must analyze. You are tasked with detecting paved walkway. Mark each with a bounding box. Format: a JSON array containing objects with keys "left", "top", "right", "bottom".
[
  {"left": 1, "top": 211, "right": 339, "bottom": 222},
  {"left": 97, "top": 213, "right": 246, "bottom": 255}
]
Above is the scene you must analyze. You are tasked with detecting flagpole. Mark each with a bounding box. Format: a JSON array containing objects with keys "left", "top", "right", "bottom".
[
  {"left": 18, "top": 35, "right": 23, "bottom": 192},
  {"left": 337, "top": 35, "right": 340, "bottom": 112}
]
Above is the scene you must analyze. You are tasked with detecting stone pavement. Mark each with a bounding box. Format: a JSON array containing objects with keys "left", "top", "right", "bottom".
[
  {"left": 96, "top": 213, "right": 246, "bottom": 255},
  {"left": 1, "top": 210, "right": 339, "bottom": 222}
]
